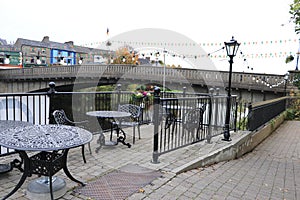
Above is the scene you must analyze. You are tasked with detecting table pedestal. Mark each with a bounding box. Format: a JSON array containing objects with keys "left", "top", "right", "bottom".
[
  {"left": 27, "top": 177, "right": 66, "bottom": 200},
  {"left": 3, "top": 150, "right": 85, "bottom": 200}
]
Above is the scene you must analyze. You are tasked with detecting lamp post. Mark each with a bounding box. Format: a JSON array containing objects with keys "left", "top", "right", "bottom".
[
  {"left": 163, "top": 49, "right": 167, "bottom": 97},
  {"left": 284, "top": 72, "right": 289, "bottom": 96},
  {"left": 79, "top": 57, "right": 83, "bottom": 65},
  {"left": 223, "top": 37, "right": 240, "bottom": 141},
  {"left": 155, "top": 51, "right": 160, "bottom": 67},
  {"left": 296, "top": 38, "right": 300, "bottom": 71}
]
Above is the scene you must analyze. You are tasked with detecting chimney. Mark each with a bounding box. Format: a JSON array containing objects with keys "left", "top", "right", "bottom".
[
  {"left": 65, "top": 41, "right": 74, "bottom": 46},
  {"left": 42, "top": 36, "right": 49, "bottom": 43}
]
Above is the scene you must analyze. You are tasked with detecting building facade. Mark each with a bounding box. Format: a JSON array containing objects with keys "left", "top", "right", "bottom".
[{"left": 0, "top": 36, "right": 110, "bottom": 68}]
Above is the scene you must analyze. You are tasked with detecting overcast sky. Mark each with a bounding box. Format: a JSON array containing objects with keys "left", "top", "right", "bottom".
[{"left": 1, "top": 0, "right": 298, "bottom": 74}]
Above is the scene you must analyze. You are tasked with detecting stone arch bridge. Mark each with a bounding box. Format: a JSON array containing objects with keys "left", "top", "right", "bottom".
[{"left": 0, "top": 64, "right": 290, "bottom": 102}]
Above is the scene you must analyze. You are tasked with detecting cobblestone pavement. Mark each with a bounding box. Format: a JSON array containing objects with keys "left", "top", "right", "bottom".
[
  {"left": 129, "top": 121, "right": 300, "bottom": 200},
  {"left": 1, "top": 121, "right": 298, "bottom": 200}
]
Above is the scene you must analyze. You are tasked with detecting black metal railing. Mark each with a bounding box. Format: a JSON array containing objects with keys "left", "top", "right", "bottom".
[
  {"left": 152, "top": 87, "right": 238, "bottom": 163},
  {"left": 0, "top": 92, "right": 49, "bottom": 156},
  {"left": 0, "top": 83, "right": 244, "bottom": 160},
  {"left": 0, "top": 92, "right": 49, "bottom": 124},
  {"left": 2, "top": 82, "right": 279, "bottom": 162},
  {"left": 247, "top": 97, "right": 287, "bottom": 131}
]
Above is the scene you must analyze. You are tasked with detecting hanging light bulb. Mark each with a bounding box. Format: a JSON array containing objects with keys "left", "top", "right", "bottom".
[{"left": 4, "top": 55, "right": 10, "bottom": 64}]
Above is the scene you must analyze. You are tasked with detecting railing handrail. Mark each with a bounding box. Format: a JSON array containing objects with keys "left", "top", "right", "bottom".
[
  {"left": 247, "top": 96, "right": 287, "bottom": 131},
  {"left": 251, "top": 96, "right": 287, "bottom": 108}
]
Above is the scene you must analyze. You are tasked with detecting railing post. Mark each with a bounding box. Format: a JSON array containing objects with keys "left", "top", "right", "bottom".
[
  {"left": 47, "top": 81, "right": 56, "bottom": 124},
  {"left": 214, "top": 88, "right": 219, "bottom": 130},
  {"left": 152, "top": 86, "right": 161, "bottom": 164},
  {"left": 207, "top": 88, "right": 214, "bottom": 143},
  {"left": 117, "top": 84, "right": 121, "bottom": 109},
  {"left": 183, "top": 87, "right": 186, "bottom": 97},
  {"left": 234, "top": 98, "right": 238, "bottom": 132},
  {"left": 247, "top": 102, "right": 252, "bottom": 131}
]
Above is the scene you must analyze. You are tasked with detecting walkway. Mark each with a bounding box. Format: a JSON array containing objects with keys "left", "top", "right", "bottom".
[
  {"left": 0, "top": 121, "right": 298, "bottom": 199},
  {"left": 129, "top": 120, "right": 300, "bottom": 200}
]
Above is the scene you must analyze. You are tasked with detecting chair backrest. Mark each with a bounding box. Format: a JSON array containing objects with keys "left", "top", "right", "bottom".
[
  {"left": 183, "top": 108, "right": 205, "bottom": 131},
  {"left": 118, "top": 104, "right": 141, "bottom": 120},
  {"left": 53, "top": 109, "right": 72, "bottom": 125}
]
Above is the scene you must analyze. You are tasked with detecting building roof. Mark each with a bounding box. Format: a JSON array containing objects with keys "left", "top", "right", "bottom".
[
  {"left": 15, "top": 37, "right": 75, "bottom": 51},
  {"left": 14, "top": 36, "right": 108, "bottom": 54},
  {"left": 0, "top": 38, "right": 7, "bottom": 45}
]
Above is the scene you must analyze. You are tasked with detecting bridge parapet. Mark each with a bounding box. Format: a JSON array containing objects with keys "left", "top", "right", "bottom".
[{"left": 0, "top": 64, "right": 288, "bottom": 93}]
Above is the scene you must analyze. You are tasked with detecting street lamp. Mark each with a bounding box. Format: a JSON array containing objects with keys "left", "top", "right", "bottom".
[
  {"left": 36, "top": 56, "right": 41, "bottom": 65},
  {"left": 223, "top": 36, "right": 240, "bottom": 141},
  {"left": 79, "top": 57, "right": 83, "bottom": 65},
  {"left": 284, "top": 72, "right": 289, "bottom": 96},
  {"left": 4, "top": 55, "right": 10, "bottom": 64},
  {"left": 155, "top": 51, "right": 160, "bottom": 66},
  {"left": 163, "top": 49, "right": 167, "bottom": 97},
  {"left": 296, "top": 38, "right": 300, "bottom": 71}
]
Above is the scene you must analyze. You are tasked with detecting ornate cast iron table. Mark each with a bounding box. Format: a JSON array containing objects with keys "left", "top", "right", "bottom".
[
  {"left": 0, "top": 120, "right": 33, "bottom": 174},
  {"left": 86, "top": 111, "right": 132, "bottom": 152},
  {"left": 0, "top": 124, "right": 93, "bottom": 200}
]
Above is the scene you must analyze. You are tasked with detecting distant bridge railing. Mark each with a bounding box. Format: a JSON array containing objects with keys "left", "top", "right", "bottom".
[{"left": 0, "top": 64, "right": 287, "bottom": 92}]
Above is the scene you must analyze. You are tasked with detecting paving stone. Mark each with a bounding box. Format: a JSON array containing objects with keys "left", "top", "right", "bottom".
[{"left": 2, "top": 121, "right": 300, "bottom": 199}]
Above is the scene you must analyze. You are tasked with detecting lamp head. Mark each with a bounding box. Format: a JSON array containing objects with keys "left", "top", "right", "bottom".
[
  {"left": 284, "top": 72, "right": 289, "bottom": 80},
  {"left": 224, "top": 36, "right": 240, "bottom": 57}
]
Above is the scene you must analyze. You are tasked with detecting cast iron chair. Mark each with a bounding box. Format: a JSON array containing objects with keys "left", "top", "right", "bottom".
[
  {"left": 182, "top": 106, "right": 206, "bottom": 141},
  {"left": 113, "top": 104, "right": 142, "bottom": 144},
  {"left": 52, "top": 109, "right": 91, "bottom": 163}
]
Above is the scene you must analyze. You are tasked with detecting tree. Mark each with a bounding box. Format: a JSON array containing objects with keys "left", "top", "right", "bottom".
[
  {"left": 290, "top": 1, "right": 300, "bottom": 92},
  {"left": 112, "top": 47, "right": 139, "bottom": 64},
  {"left": 290, "top": 0, "right": 300, "bottom": 34}
]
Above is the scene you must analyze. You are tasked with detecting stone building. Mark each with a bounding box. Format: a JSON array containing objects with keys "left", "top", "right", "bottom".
[{"left": 0, "top": 36, "right": 109, "bottom": 68}]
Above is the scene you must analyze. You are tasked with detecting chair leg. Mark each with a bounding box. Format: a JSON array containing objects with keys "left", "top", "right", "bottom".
[
  {"left": 138, "top": 125, "right": 141, "bottom": 139},
  {"left": 81, "top": 145, "right": 86, "bottom": 163},
  {"left": 88, "top": 142, "right": 92, "bottom": 154},
  {"left": 110, "top": 123, "right": 113, "bottom": 141},
  {"left": 132, "top": 126, "right": 135, "bottom": 144}
]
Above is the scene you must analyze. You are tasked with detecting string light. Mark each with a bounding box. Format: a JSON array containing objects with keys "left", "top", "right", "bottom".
[{"left": 78, "top": 38, "right": 298, "bottom": 48}]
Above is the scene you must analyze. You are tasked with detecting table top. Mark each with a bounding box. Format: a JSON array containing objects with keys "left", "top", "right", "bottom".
[
  {"left": 0, "top": 120, "right": 33, "bottom": 130},
  {"left": 0, "top": 124, "right": 93, "bottom": 151},
  {"left": 86, "top": 111, "right": 131, "bottom": 118}
]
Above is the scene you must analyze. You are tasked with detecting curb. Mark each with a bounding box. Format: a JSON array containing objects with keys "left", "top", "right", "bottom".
[{"left": 173, "top": 111, "right": 286, "bottom": 174}]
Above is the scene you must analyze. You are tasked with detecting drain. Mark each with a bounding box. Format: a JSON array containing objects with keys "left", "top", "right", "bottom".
[{"left": 74, "top": 164, "right": 162, "bottom": 200}]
